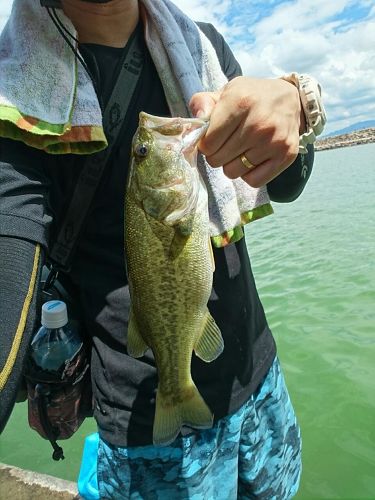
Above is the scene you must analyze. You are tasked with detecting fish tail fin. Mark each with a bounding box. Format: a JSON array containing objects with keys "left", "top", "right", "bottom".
[{"left": 153, "top": 383, "right": 213, "bottom": 446}]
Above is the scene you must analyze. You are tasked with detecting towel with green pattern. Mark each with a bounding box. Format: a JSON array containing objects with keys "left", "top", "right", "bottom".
[{"left": 0, "top": 0, "right": 106, "bottom": 154}]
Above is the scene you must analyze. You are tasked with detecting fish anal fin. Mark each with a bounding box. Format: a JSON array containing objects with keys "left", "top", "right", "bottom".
[
  {"left": 194, "top": 311, "right": 224, "bottom": 362},
  {"left": 153, "top": 383, "right": 213, "bottom": 446},
  {"left": 127, "top": 307, "right": 148, "bottom": 358}
]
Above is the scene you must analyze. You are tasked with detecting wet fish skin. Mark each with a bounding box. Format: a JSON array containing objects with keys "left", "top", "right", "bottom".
[{"left": 125, "top": 112, "right": 224, "bottom": 446}]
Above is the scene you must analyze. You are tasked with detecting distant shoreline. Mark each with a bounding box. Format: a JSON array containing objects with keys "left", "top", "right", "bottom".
[{"left": 315, "top": 127, "right": 375, "bottom": 151}]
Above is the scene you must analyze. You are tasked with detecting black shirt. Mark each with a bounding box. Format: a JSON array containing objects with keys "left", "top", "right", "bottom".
[{"left": 0, "top": 22, "right": 313, "bottom": 446}]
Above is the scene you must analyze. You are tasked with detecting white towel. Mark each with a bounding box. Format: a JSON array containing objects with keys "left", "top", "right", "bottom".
[
  {"left": 0, "top": 0, "right": 105, "bottom": 153},
  {"left": 0, "top": 0, "right": 272, "bottom": 246}
]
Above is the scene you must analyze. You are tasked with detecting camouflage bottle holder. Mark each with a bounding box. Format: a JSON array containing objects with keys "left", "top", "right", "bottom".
[{"left": 26, "top": 346, "right": 93, "bottom": 460}]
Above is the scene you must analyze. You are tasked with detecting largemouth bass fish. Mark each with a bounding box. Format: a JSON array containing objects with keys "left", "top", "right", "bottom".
[{"left": 125, "top": 112, "right": 224, "bottom": 446}]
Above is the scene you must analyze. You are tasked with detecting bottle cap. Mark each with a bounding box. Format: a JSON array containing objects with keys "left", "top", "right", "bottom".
[{"left": 41, "top": 301, "right": 68, "bottom": 329}]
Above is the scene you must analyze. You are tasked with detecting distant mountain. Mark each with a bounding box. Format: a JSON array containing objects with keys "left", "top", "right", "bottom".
[{"left": 323, "top": 120, "right": 375, "bottom": 138}]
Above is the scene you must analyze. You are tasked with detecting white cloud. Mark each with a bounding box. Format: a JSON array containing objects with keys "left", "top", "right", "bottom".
[
  {"left": 1, "top": 0, "right": 374, "bottom": 133},
  {"left": 0, "top": 1, "right": 12, "bottom": 30}
]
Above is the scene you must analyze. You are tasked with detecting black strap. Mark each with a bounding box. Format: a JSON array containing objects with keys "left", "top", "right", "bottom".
[
  {"left": 35, "top": 384, "right": 65, "bottom": 461},
  {"left": 49, "top": 29, "right": 144, "bottom": 271}
]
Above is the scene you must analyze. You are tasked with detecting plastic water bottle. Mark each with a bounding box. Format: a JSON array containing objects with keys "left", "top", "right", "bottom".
[{"left": 29, "top": 300, "right": 82, "bottom": 374}]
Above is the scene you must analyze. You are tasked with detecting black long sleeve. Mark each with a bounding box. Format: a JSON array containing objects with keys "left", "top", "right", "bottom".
[
  {"left": 267, "top": 144, "right": 314, "bottom": 202},
  {"left": 0, "top": 236, "right": 43, "bottom": 433}
]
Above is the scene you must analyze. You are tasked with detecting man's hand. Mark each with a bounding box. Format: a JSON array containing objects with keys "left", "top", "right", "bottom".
[{"left": 189, "top": 76, "right": 304, "bottom": 188}]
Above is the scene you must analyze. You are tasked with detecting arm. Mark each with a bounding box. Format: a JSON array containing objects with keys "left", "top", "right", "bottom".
[
  {"left": 0, "top": 138, "right": 51, "bottom": 432},
  {"left": 267, "top": 143, "right": 314, "bottom": 202},
  {"left": 193, "top": 23, "right": 317, "bottom": 202},
  {"left": 0, "top": 237, "right": 44, "bottom": 432}
]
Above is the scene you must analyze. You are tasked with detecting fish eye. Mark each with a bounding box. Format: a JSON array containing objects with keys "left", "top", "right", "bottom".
[{"left": 134, "top": 143, "right": 149, "bottom": 158}]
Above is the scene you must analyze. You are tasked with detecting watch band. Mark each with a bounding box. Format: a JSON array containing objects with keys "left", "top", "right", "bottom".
[{"left": 281, "top": 73, "right": 327, "bottom": 154}]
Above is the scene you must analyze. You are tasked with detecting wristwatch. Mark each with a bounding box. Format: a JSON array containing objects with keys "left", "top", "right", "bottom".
[{"left": 281, "top": 73, "right": 327, "bottom": 154}]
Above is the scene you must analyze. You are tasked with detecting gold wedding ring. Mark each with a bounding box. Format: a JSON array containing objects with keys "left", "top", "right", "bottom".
[{"left": 240, "top": 154, "right": 256, "bottom": 171}]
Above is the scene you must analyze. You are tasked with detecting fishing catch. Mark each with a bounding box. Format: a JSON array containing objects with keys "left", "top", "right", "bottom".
[{"left": 125, "top": 112, "right": 224, "bottom": 446}]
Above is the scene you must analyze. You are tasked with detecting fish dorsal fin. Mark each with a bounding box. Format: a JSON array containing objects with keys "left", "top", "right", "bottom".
[
  {"left": 127, "top": 307, "right": 149, "bottom": 358},
  {"left": 194, "top": 310, "right": 224, "bottom": 362}
]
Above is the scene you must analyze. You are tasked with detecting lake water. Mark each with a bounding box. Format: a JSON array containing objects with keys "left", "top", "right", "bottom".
[
  {"left": 247, "top": 143, "right": 375, "bottom": 499},
  {"left": 1, "top": 144, "right": 374, "bottom": 498}
]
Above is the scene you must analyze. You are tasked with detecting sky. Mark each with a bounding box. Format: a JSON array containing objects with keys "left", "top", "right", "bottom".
[{"left": 1, "top": 0, "right": 374, "bottom": 134}]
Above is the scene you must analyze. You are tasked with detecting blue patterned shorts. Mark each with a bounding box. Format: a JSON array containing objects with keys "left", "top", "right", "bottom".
[{"left": 80, "top": 357, "right": 301, "bottom": 499}]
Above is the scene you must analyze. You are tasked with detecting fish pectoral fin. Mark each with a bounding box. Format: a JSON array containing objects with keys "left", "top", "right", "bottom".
[
  {"left": 153, "top": 383, "right": 213, "bottom": 446},
  {"left": 209, "top": 238, "right": 215, "bottom": 272},
  {"left": 176, "top": 213, "right": 195, "bottom": 236},
  {"left": 169, "top": 230, "right": 189, "bottom": 260},
  {"left": 127, "top": 308, "right": 148, "bottom": 358},
  {"left": 194, "top": 311, "right": 224, "bottom": 362},
  {"left": 168, "top": 214, "right": 195, "bottom": 259}
]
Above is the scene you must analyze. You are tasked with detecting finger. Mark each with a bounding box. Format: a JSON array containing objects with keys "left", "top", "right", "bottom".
[
  {"left": 220, "top": 148, "right": 270, "bottom": 179},
  {"left": 241, "top": 158, "right": 289, "bottom": 188},
  {"left": 198, "top": 94, "right": 247, "bottom": 157},
  {"left": 205, "top": 126, "right": 272, "bottom": 168},
  {"left": 238, "top": 134, "right": 299, "bottom": 186},
  {"left": 189, "top": 91, "right": 220, "bottom": 119}
]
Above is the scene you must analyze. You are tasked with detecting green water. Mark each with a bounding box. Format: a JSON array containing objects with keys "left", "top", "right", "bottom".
[
  {"left": 1, "top": 144, "right": 374, "bottom": 498},
  {"left": 247, "top": 143, "right": 375, "bottom": 499}
]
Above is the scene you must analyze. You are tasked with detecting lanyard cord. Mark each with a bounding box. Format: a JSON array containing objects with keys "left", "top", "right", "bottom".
[{"left": 45, "top": 7, "right": 100, "bottom": 98}]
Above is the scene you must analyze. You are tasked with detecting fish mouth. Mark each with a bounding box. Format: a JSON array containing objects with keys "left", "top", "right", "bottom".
[
  {"left": 140, "top": 112, "right": 209, "bottom": 132},
  {"left": 139, "top": 112, "right": 209, "bottom": 153}
]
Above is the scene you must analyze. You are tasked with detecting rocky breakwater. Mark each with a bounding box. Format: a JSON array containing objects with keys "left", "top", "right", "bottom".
[{"left": 315, "top": 127, "right": 375, "bottom": 151}]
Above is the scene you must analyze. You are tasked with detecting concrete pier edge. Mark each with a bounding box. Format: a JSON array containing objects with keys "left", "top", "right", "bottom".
[{"left": 0, "top": 462, "right": 80, "bottom": 499}]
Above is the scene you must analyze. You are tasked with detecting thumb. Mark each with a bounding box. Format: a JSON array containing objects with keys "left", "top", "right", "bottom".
[{"left": 189, "top": 91, "right": 221, "bottom": 119}]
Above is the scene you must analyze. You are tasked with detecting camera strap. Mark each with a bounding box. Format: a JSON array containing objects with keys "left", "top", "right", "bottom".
[{"left": 49, "top": 28, "right": 144, "bottom": 274}]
